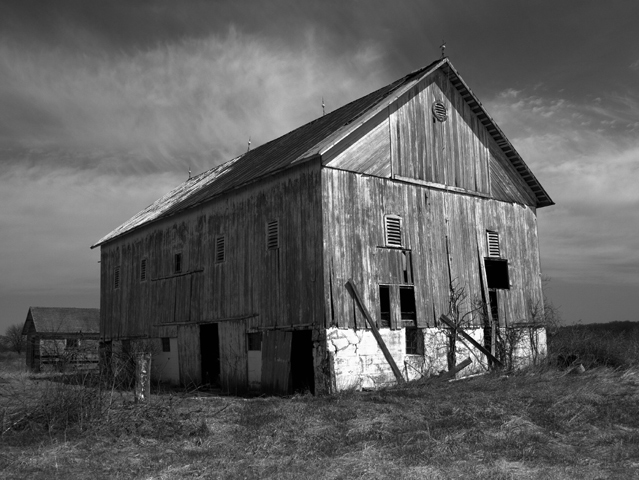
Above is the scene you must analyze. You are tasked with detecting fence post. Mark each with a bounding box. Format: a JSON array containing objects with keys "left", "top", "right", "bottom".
[{"left": 134, "top": 352, "right": 152, "bottom": 403}]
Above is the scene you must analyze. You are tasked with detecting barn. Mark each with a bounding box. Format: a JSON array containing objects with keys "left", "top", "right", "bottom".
[
  {"left": 91, "top": 58, "right": 553, "bottom": 394},
  {"left": 22, "top": 307, "right": 100, "bottom": 372}
]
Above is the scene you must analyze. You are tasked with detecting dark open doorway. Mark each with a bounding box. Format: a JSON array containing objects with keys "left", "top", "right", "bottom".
[
  {"left": 200, "top": 323, "right": 220, "bottom": 386},
  {"left": 290, "top": 330, "right": 315, "bottom": 394}
]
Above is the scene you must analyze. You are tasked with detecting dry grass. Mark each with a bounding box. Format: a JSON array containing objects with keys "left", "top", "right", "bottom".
[{"left": 1, "top": 358, "right": 639, "bottom": 479}]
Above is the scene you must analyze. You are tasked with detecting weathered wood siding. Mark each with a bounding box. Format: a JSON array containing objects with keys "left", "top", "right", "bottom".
[
  {"left": 99, "top": 161, "right": 324, "bottom": 387},
  {"left": 325, "top": 68, "right": 537, "bottom": 209},
  {"left": 322, "top": 168, "right": 543, "bottom": 330},
  {"left": 389, "top": 69, "right": 491, "bottom": 194}
]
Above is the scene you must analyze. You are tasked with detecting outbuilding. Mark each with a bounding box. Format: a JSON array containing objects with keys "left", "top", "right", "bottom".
[{"left": 22, "top": 307, "right": 100, "bottom": 372}]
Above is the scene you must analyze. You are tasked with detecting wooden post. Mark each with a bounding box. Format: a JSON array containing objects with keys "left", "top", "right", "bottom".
[
  {"left": 346, "top": 279, "right": 405, "bottom": 384},
  {"left": 134, "top": 352, "right": 152, "bottom": 403},
  {"left": 439, "top": 315, "right": 503, "bottom": 368}
]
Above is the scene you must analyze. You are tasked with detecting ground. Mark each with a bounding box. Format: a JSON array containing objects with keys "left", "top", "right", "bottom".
[{"left": 1, "top": 348, "right": 639, "bottom": 479}]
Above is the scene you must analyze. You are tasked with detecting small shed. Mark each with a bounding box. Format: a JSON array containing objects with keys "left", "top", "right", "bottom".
[{"left": 22, "top": 307, "right": 100, "bottom": 372}]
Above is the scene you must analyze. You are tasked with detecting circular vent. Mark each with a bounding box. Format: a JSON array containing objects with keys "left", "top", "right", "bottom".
[{"left": 432, "top": 100, "right": 448, "bottom": 122}]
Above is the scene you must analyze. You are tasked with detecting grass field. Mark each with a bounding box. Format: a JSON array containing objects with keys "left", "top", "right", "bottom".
[{"left": 2, "top": 331, "right": 639, "bottom": 479}]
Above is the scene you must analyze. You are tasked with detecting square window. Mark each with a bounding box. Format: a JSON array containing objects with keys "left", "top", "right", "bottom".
[
  {"left": 66, "top": 338, "right": 78, "bottom": 349},
  {"left": 247, "top": 332, "right": 262, "bottom": 351},
  {"left": 405, "top": 327, "right": 424, "bottom": 355},
  {"left": 161, "top": 337, "right": 171, "bottom": 353},
  {"left": 485, "top": 258, "right": 510, "bottom": 290}
]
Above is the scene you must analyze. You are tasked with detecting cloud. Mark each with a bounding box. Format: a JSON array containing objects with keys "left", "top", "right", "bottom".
[
  {"left": 0, "top": 27, "right": 387, "bottom": 175},
  {"left": 486, "top": 90, "right": 639, "bottom": 287}
]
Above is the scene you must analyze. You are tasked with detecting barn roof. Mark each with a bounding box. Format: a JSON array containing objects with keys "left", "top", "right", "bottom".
[
  {"left": 92, "top": 58, "right": 553, "bottom": 248},
  {"left": 22, "top": 307, "right": 100, "bottom": 336}
]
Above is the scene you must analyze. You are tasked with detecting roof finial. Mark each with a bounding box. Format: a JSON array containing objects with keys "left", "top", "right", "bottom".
[
  {"left": 188, "top": 166, "right": 191, "bottom": 179},
  {"left": 322, "top": 97, "right": 325, "bottom": 116},
  {"left": 247, "top": 137, "right": 251, "bottom": 152},
  {"left": 440, "top": 40, "right": 446, "bottom": 59}
]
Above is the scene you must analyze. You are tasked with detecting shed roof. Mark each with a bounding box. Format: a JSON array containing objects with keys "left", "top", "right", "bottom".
[
  {"left": 92, "top": 58, "right": 553, "bottom": 248},
  {"left": 22, "top": 307, "right": 100, "bottom": 336}
]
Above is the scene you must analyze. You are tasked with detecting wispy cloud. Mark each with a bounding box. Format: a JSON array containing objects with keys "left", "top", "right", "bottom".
[
  {"left": 0, "top": 28, "right": 386, "bottom": 175},
  {"left": 487, "top": 90, "right": 639, "bottom": 287}
]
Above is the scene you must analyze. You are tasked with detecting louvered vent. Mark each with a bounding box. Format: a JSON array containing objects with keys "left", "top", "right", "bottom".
[
  {"left": 114, "top": 266, "right": 121, "bottom": 289},
  {"left": 432, "top": 100, "right": 448, "bottom": 122},
  {"left": 487, "top": 230, "right": 501, "bottom": 258},
  {"left": 267, "top": 220, "right": 279, "bottom": 250},
  {"left": 215, "top": 235, "right": 225, "bottom": 264},
  {"left": 385, "top": 215, "right": 402, "bottom": 247},
  {"left": 140, "top": 259, "right": 147, "bottom": 281}
]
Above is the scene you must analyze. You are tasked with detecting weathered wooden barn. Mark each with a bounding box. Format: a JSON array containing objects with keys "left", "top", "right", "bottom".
[
  {"left": 22, "top": 307, "right": 100, "bottom": 372},
  {"left": 92, "top": 58, "right": 553, "bottom": 394}
]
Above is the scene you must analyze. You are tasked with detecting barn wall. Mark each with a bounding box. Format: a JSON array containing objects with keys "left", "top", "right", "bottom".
[
  {"left": 99, "top": 160, "right": 324, "bottom": 388},
  {"left": 322, "top": 168, "right": 544, "bottom": 331}
]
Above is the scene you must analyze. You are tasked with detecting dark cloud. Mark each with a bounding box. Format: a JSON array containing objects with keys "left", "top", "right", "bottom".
[{"left": 2, "top": 1, "right": 639, "bottom": 330}]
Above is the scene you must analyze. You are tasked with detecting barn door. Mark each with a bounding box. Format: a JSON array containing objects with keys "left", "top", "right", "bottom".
[{"left": 261, "top": 330, "right": 292, "bottom": 395}]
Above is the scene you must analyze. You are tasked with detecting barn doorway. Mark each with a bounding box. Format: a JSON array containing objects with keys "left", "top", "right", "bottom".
[
  {"left": 290, "top": 330, "right": 315, "bottom": 394},
  {"left": 200, "top": 323, "right": 220, "bottom": 386}
]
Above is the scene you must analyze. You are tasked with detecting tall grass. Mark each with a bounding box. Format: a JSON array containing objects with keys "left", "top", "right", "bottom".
[{"left": 549, "top": 323, "right": 639, "bottom": 369}]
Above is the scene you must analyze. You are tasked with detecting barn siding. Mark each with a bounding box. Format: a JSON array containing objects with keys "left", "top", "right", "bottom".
[
  {"left": 322, "top": 168, "right": 543, "bottom": 331},
  {"left": 99, "top": 161, "right": 323, "bottom": 387}
]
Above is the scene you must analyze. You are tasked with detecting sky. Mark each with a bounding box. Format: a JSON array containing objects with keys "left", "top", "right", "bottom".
[{"left": 1, "top": 0, "right": 638, "bottom": 333}]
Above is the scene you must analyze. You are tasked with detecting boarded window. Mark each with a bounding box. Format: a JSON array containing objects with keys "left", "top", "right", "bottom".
[
  {"left": 114, "top": 266, "right": 121, "bottom": 289},
  {"left": 400, "top": 286, "right": 416, "bottom": 325},
  {"left": 247, "top": 332, "right": 262, "bottom": 351},
  {"left": 485, "top": 258, "right": 510, "bottom": 289},
  {"left": 140, "top": 259, "right": 147, "bottom": 281},
  {"left": 161, "top": 337, "right": 170, "bottom": 352},
  {"left": 379, "top": 285, "right": 391, "bottom": 328},
  {"left": 486, "top": 230, "right": 501, "bottom": 258},
  {"left": 405, "top": 327, "right": 424, "bottom": 355},
  {"left": 174, "top": 253, "right": 182, "bottom": 273},
  {"left": 267, "top": 220, "right": 279, "bottom": 250},
  {"left": 215, "top": 235, "right": 225, "bottom": 264},
  {"left": 385, "top": 215, "right": 402, "bottom": 247}
]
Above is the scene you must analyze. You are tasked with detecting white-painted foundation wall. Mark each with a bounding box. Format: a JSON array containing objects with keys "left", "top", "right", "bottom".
[{"left": 326, "top": 326, "right": 546, "bottom": 391}]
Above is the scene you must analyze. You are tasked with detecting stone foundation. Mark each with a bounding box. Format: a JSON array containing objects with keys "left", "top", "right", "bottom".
[{"left": 325, "top": 326, "right": 546, "bottom": 391}]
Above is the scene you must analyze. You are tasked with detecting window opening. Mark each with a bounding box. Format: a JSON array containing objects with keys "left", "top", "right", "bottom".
[
  {"left": 174, "top": 253, "right": 182, "bottom": 273},
  {"left": 485, "top": 258, "right": 510, "bottom": 290},
  {"left": 114, "top": 266, "right": 121, "bottom": 289},
  {"left": 400, "top": 286, "right": 416, "bottom": 326},
  {"left": 379, "top": 285, "right": 391, "bottom": 328},
  {"left": 267, "top": 220, "right": 279, "bottom": 250},
  {"left": 140, "top": 259, "right": 147, "bottom": 281},
  {"left": 486, "top": 230, "right": 501, "bottom": 258},
  {"left": 385, "top": 215, "right": 402, "bottom": 247},
  {"left": 161, "top": 337, "right": 171, "bottom": 352},
  {"left": 405, "top": 327, "right": 424, "bottom": 355},
  {"left": 215, "top": 235, "right": 225, "bottom": 264},
  {"left": 247, "top": 332, "right": 262, "bottom": 351},
  {"left": 66, "top": 339, "right": 78, "bottom": 349}
]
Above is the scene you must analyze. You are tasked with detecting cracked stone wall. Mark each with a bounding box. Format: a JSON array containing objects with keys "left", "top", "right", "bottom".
[{"left": 325, "top": 326, "right": 546, "bottom": 390}]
